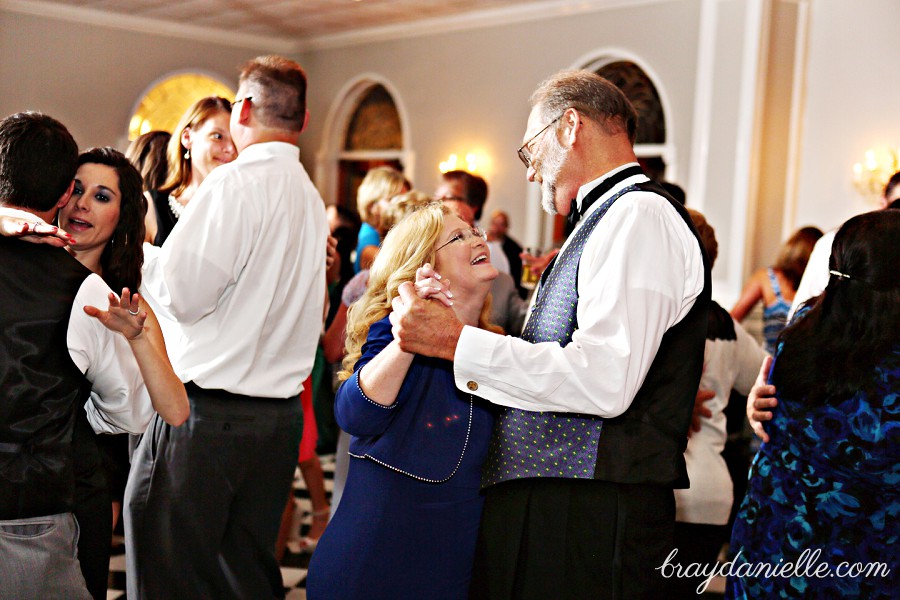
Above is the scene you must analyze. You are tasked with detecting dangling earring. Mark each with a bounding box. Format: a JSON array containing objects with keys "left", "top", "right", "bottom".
[{"left": 184, "top": 149, "right": 191, "bottom": 160}]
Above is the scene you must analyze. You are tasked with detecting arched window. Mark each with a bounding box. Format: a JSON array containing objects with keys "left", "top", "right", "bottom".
[
  {"left": 316, "top": 76, "right": 413, "bottom": 212},
  {"left": 592, "top": 59, "right": 670, "bottom": 181},
  {"left": 596, "top": 61, "right": 666, "bottom": 145},
  {"left": 128, "top": 73, "right": 234, "bottom": 140},
  {"left": 337, "top": 84, "right": 405, "bottom": 212},
  {"left": 344, "top": 85, "right": 403, "bottom": 151}
]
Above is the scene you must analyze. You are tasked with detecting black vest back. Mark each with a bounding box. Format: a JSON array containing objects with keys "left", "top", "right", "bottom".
[
  {"left": 0, "top": 238, "right": 93, "bottom": 518},
  {"left": 593, "top": 181, "right": 711, "bottom": 487}
]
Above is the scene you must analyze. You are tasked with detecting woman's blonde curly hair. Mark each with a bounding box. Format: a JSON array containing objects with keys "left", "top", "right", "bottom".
[{"left": 339, "top": 201, "right": 498, "bottom": 380}]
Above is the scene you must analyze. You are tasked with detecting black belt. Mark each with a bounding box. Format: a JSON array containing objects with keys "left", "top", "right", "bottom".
[{"left": 184, "top": 381, "right": 295, "bottom": 403}]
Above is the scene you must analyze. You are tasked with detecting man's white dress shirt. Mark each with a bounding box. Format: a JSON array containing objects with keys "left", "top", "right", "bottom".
[
  {"left": 675, "top": 316, "right": 767, "bottom": 525},
  {"left": 787, "top": 229, "right": 835, "bottom": 321},
  {"left": 454, "top": 164, "right": 705, "bottom": 417},
  {"left": 486, "top": 240, "right": 511, "bottom": 275},
  {"left": 141, "top": 142, "right": 327, "bottom": 398}
]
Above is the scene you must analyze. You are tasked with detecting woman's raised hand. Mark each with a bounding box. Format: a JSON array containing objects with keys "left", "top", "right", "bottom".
[
  {"left": 414, "top": 263, "right": 453, "bottom": 307},
  {"left": 83, "top": 288, "right": 147, "bottom": 341}
]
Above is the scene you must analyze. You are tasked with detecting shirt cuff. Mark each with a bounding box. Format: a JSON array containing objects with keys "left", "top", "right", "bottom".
[{"left": 452, "top": 325, "right": 497, "bottom": 396}]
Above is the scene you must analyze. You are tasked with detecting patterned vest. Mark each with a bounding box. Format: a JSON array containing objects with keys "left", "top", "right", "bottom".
[
  {"left": 481, "top": 177, "right": 711, "bottom": 489},
  {"left": 481, "top": 184, "right": 637, "bottom": 487}
]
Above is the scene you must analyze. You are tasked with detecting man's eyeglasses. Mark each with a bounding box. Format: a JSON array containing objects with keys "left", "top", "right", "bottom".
[
  {"left": 517, "top": 115, "right": 561, "bottom": 168},
  {"left": 435, "top": 226, "right": 487, "bottom": 252}
]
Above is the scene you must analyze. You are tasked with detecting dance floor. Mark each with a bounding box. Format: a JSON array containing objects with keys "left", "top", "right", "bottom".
[
  {"left": 106, "top": 454, "right": 335, "bottom": 599},
  {"left": 105, "top": 452, "right": 725, "bottom": 598}
]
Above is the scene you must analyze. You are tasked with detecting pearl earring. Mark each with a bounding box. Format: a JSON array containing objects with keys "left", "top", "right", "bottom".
[{"left": 184, "top": 149, "right": 191, "bottom": 160}]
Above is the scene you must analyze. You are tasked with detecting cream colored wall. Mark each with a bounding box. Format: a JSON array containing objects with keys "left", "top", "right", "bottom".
[
  {"left": 696, "top": 0, "right": 759, "bottom": 301},
  {"left": 0, "top": 11, "right": 265, "bottom": 150},
  {"left": 297, "top": 0, "right": 704, "bottom": 249},
  {"left": 790, "top": 0, "right": 900, "bottom": 233},
  {"left": 2, "top": 1, "right": 896, "bottom": 305},
  {"left": 747, "top": 0, "right": 802, "bottom": 272}
]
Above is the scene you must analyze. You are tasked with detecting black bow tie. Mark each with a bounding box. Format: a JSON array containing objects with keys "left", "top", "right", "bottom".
[{"left": 566, "top": 165, "right": 645, "bottom": 228}]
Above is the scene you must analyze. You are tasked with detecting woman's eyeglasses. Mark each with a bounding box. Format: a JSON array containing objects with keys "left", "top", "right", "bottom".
[{"left": 435, "top": 227, "right": 487, "bottom": 252}]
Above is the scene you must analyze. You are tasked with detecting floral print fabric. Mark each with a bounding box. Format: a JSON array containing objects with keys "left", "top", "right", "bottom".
[{"left": 727, "top": 348, "right": 899, "bottom": 598}]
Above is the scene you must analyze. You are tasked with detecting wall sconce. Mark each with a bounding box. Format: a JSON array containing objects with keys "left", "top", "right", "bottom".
[
  {"left": 439, "top": 153, "right": 480, "bottom": 173},
  {"left": 852, "top": 146, "right": 899, "bottom": 198}
]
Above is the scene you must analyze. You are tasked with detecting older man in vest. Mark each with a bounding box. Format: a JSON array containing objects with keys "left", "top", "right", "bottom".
[{"left": 391, "top": 70, "right": 710, "bottom": 599}]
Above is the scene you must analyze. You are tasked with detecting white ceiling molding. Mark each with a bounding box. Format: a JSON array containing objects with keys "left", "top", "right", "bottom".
[{"left": 0, "top": 0, "right": 298, "bottom": 53}]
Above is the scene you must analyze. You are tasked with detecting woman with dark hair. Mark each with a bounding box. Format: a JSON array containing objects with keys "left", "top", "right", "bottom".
[
  {"left": 125, "top": 130, "right": 171, "bottom": 192},
  {"left": 59, "top": 147, "right": 189, "bottom": 599},
  {"left": 64, "top": 147, "right": 147, "bottom": 294},
  {"left": 731, "top": 225, "right": 823, "bottom": 353},
  {"left": 0, "top": 147, "right": 187, "bottom": 419},
  {"left": 144, "top": 96, "right": 236, "bottom": 245},
  {"left": 727, "top": 210, "right": 899, "bottom": 599}
]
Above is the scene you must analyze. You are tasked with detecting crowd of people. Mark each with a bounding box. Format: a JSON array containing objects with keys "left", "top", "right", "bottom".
[{"left": 0, "top": 58, "right": 896, "bottom": 600}]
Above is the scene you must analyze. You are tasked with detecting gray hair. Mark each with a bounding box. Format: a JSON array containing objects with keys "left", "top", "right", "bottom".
[{"left": 530, "top": 70, "right": 637, "bottom": 144}]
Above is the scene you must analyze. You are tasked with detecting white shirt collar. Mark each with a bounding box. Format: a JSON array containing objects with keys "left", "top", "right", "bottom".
[
  {"left": 236, "top": 141, "right": 300, "bottom": 162},
  {"left": 574, "top": 162, "right": 645, "bottom": 215}
]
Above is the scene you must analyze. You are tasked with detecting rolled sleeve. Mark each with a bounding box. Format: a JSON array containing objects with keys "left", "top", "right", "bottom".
[{"left": 68, "top": 274, "right": 154, "bottom": 434}]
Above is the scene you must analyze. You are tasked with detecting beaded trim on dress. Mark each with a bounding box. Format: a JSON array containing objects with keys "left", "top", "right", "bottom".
[{"left": 348, "top": 394, "right": 474, "bottom": 483}]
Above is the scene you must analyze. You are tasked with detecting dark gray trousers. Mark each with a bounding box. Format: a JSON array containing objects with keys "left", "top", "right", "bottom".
[
  {"left": 470, "top": 477, "right": 675, "bottom": 600},
  {"left": 124, "top": 386, "right": 302, "bottom": 599}
]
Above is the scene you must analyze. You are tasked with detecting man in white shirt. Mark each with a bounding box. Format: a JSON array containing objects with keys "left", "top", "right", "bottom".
[
  {"left": 128, "top": 56, "right": 327, "bottom": 598},
  {"left": 391, "top": 70, "right": 710, "bottom": 598},
  {"left": 0, "top": 112, "right": 153, "bottom": 599}
]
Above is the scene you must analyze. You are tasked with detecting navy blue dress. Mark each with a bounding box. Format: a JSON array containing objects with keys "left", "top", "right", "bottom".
[
  {"left": 727, "top": 347, "right": 899, "bottom": 598},
  {"left": 307, "top": 317, "right": 495, "bottom": 600}
]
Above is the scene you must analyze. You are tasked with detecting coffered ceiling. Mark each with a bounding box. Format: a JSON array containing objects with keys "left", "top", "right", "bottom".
[{"left": 5, "top": 0, "right": 616, "bottom": 51}]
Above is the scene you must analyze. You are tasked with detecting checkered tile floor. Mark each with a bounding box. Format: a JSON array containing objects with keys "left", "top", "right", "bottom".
[{"left": 106, "top": 454, "right": 335, "bottom": 599}]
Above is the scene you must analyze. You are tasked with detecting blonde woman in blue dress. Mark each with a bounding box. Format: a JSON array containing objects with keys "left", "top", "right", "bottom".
[{"left": 307, "top": 201, "right": 500, "bottom": 599}]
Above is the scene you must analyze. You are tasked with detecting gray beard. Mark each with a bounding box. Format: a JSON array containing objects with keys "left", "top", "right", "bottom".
[
  {"left": 541, "top": 181, "right": 557, "bottom": 215},
  {"left": 539, "top": 135, "right": 568, "bottom": 215}
]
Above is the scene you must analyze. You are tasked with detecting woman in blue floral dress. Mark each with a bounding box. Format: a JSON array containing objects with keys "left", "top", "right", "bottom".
[{"left": 728, "top": 210, "right": 899, "bottom": 598}]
